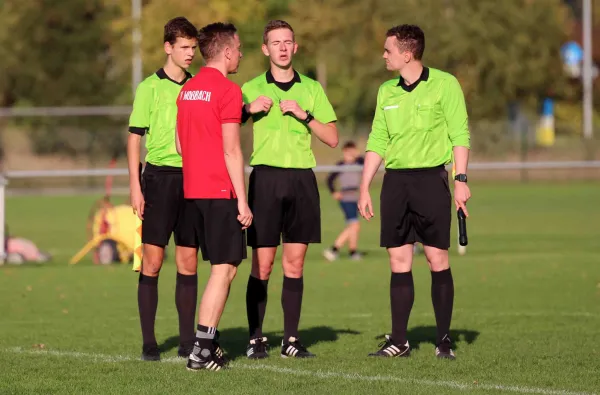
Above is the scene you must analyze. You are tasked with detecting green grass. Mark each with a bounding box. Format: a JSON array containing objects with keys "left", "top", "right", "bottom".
[{"left": 1, "top": 181, "right": 599, "bottom": 394}]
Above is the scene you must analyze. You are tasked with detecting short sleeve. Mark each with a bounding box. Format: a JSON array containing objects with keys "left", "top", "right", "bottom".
[
  {"left": 441, "top": 76, "right": 470, "bottom": 149},
  {"left": 241, "top": 83, "right": 251, "bottom": 104},
  {"left": 220, "top": 84, "right": 243, "bottom": 124},
  {"left": 128, "top": 81, "right": 152, "bottom": 136},
  {"left": 365, "top": 85, "right": 390, "bottom": 157},
  {"left": 311, "top": 82, "right": 337, "bottom": 124}
]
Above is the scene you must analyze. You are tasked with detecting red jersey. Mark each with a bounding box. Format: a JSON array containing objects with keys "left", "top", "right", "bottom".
[{"left": 176, "top": 67, "right": 242, "bottom": 199}]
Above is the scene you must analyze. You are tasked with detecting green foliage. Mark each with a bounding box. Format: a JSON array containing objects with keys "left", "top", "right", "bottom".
[
  {"left": 0, "top": 0, "right": 588, "bottom": 159},
  {"left": 0, "top": 0, "right": 126, "bottom": 159}
]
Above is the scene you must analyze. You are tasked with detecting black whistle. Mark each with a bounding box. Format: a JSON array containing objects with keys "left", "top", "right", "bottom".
[{"left": 457, "top": 208, "right": 468, "bottom": 246}]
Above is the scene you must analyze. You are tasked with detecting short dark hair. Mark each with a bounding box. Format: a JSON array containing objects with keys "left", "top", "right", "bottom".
[
  {"left": 342, "top": 141, "right": 357, "bottom": 150},
  {"left": 263, "top": 20, "right": 294, "bottom": 44},
  {"left": 386, "top": 24, "right": 425, "bottom": 60},
  {"left": 197, "top": 22, "right": 238, "bottom": 61},
  {"left": 164, "top": 17, "right": 198, "bottom": 45}
]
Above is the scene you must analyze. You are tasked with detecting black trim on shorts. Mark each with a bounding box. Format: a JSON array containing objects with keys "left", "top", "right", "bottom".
[
  {"left": 380, "top": 164, "right": 451, "bottom": 250},
  {"left": 248, "top": 165, "right": 321, "bottom": 248}
]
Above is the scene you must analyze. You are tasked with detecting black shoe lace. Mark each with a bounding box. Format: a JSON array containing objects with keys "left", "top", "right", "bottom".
[
  {"left": 256, "top": 338, "right": 268, "bottom": 353},
  {"left": 377, "top": 339, "right": 392, "bottom": 351},
  {"left": 291, "top": 339, "right": 308, "bottom": 353},
  {"left": 212, "top": 349, "right": 226, "bottom": 366},
  {"left": 437, "top": 335, "right": 452, "bottom": 352}
]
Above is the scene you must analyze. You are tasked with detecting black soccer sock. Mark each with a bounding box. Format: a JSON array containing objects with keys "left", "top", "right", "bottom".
[
  {"left": 431, "top": 268, "right": 454, "bottom": 344},
  {"left": 349, "top": 249, "right": 356, "bottom": 255},
  {"left": 282, "top": 276, "right": 304, "bottom": 340},
  {"left": 332, "top": 246, "right": 339, "bottom": 252},
  {"left": 175, "top": 272, "right": 198, "bottom": 346},
  {"left": 138, "top": 274, "right": 159, "bottom": 347},
  {"left": 246, "top": 275, "right": 269, "bottom": 339},
  {"left": 192, "top": 324, "right": 217, "bottom": 356},
  {"left": 390, "top": 271, "right": 414, "bottom": 345}
]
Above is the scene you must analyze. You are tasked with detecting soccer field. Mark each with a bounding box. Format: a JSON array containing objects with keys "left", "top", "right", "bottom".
[{"left": 1, "top": 181, "right": 599, "bottom": 394}]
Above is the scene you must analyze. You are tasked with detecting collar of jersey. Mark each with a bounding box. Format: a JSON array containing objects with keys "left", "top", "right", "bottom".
[
  {"left": 156, "top": 68, "right": 192, "bottom": 86},
  {"left": 397, "top": 66, "right": 429, "bottom": 92},
  {"left": 266, "top": 69, "right": 301, "bottom": 92}
]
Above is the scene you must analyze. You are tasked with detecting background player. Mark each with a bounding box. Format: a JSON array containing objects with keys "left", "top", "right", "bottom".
[
  {"left": 358, "top": 24, "right": 471, "bottom": 360},
  {"left": 176, "top": 22, "right": 252, "bottom": 372},
  {"left": 323, "top": 141, "right": 365, "bottom": 262},
  {"left": 127, "top": 17, "right": 199, "bottom": 362},
  {"left": 241, "top": 20, "right": 338, "bottom": 359}
]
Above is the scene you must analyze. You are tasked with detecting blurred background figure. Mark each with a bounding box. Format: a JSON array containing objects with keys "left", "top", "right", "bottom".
[
  {"left": 323, "top": 141, "right": 365, "bottom": 261},
  {"left": 4, "top": 225, "right": 51, "bottom": 265}
]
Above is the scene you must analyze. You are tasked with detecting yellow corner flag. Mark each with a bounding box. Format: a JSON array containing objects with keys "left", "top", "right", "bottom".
[{"left": 132, "top": 217, "right": 143, "bottom": 272}]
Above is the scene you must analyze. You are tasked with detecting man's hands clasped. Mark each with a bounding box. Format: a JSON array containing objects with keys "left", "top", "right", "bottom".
[
  {"left": 237, "top": 200, "right": 253, "bottom": 230},
  {"left": 248, "top": 96, "right": 308, "bottom": 121}
]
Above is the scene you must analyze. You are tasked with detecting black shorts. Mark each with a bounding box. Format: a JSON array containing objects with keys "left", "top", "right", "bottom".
[
  {"left": 248, "top": 166, "right": 321, "bottom": 248},
  {"left": 141, "top": 163, "right": 197, "bottom": 248},
  {"left": 380, "top": 165, "right": 451, "bottom": 250},
  {"left": 191, "top": 199, "right": 247, "bottom": 265}
]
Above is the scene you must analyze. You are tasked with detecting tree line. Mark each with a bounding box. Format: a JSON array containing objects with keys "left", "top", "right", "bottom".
[{"left": 0, "top": 0, "right": 591, "bottom": 159}]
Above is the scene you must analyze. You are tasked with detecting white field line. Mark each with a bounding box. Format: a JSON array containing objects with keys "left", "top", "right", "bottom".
[{"left": 3, "top": 347, "right": 595, "bottom": 395}]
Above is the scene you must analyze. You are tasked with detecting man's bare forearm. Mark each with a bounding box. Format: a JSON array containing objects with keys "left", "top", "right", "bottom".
[
  {"left": 224, "top": 149, "right": 247, "bottom": 203},
  {"left": 127, "top": 134, "right": 142, "bottom": 189},
  {"left": 309, "top": 121, "right": 338, "bottom": 148},
  {"left": 360, "top": 151, "right": 384, "bottom": 191},
  {"left": 452, "top": 146, "right": 469, "bottom": 175}
]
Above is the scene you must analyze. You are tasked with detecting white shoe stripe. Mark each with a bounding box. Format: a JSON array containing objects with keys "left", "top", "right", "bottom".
[
  {"left": 389, "top": 345, "right": 400, "bottom": 353},
  {"left": 383, "top": 348, "right": 393, "bottom": 356},
  {"left": 190, "top": 354, "right": 201, "bottom": 362},
  {"left": 292, "top": 348, "right": 298, "bottom": 357}
]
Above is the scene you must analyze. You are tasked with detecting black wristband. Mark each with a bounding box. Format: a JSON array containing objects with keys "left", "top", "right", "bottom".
[
  {"left": 303, "top": 110, "right": 314, "bottom": 124},
  {"left": 241, "top": 105, "right": 251, "bottom": 123}
]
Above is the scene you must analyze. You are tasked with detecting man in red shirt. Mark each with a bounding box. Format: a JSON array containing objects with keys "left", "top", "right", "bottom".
[{"left": 176, "top": 22, "right": 252, "bottom": 372}]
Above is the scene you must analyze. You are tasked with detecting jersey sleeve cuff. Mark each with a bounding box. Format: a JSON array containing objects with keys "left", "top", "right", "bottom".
[
  {"left": 129, "top": 126, "right": 147, "bottom": 136},
  {"left": 319, "top": 117, "right": 337, "bottom": 124},
  {"left": 450, "top": 136, "right": 471, "bottom": 149},
  {"left": 241, "top": 106, "right": 251, "bottom": 124},
  {"left": 365, "top": 143, "right": 386, "bottom": 158}
]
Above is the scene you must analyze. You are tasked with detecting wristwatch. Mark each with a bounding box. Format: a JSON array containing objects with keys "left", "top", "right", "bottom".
[
  {"left": 454, "top": 173, "right": 468, "bottom": 183},
  {"left": 303, "top": 110, "right": 314, "bottom": 124}
]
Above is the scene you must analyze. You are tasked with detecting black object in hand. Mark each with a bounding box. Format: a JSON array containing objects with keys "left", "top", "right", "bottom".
[{"left": 457, "top": 208, "right": 468, "bottom": 246}]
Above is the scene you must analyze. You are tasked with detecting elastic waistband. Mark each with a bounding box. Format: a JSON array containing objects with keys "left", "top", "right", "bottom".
[
  {"left": 144, "top": 162, "right": 182, "bottom": 174},
  {"left": 385, "top": 164, "right": 446, "bottom": 174},
  {"left": 252, "top": 165, "right": 313, "bottom": 173}
]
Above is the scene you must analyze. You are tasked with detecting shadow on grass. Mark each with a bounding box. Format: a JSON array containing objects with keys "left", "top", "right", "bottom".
[
  {"left": 161, "top": 326, "right": 361, "bottom": 361},
  {"left": 158, "top": 335, "right": 181, "bottom": 354},
  {"left": 375, "top": 325, "right": 480, "bottom": 351},
  {"left": 222, "top": 325, "right": 361, "bottom": 361}
]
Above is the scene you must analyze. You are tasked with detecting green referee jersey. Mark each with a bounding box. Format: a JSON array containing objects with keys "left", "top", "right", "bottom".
[
  {"left": 242, "top": 70, "right": 337, "bottom": 169},
  {"left": 366, "top": 67, "right": 470, "bottom": 169},
  {"left": 128, "top": 68, "right": 192, "bottom": 168}
]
